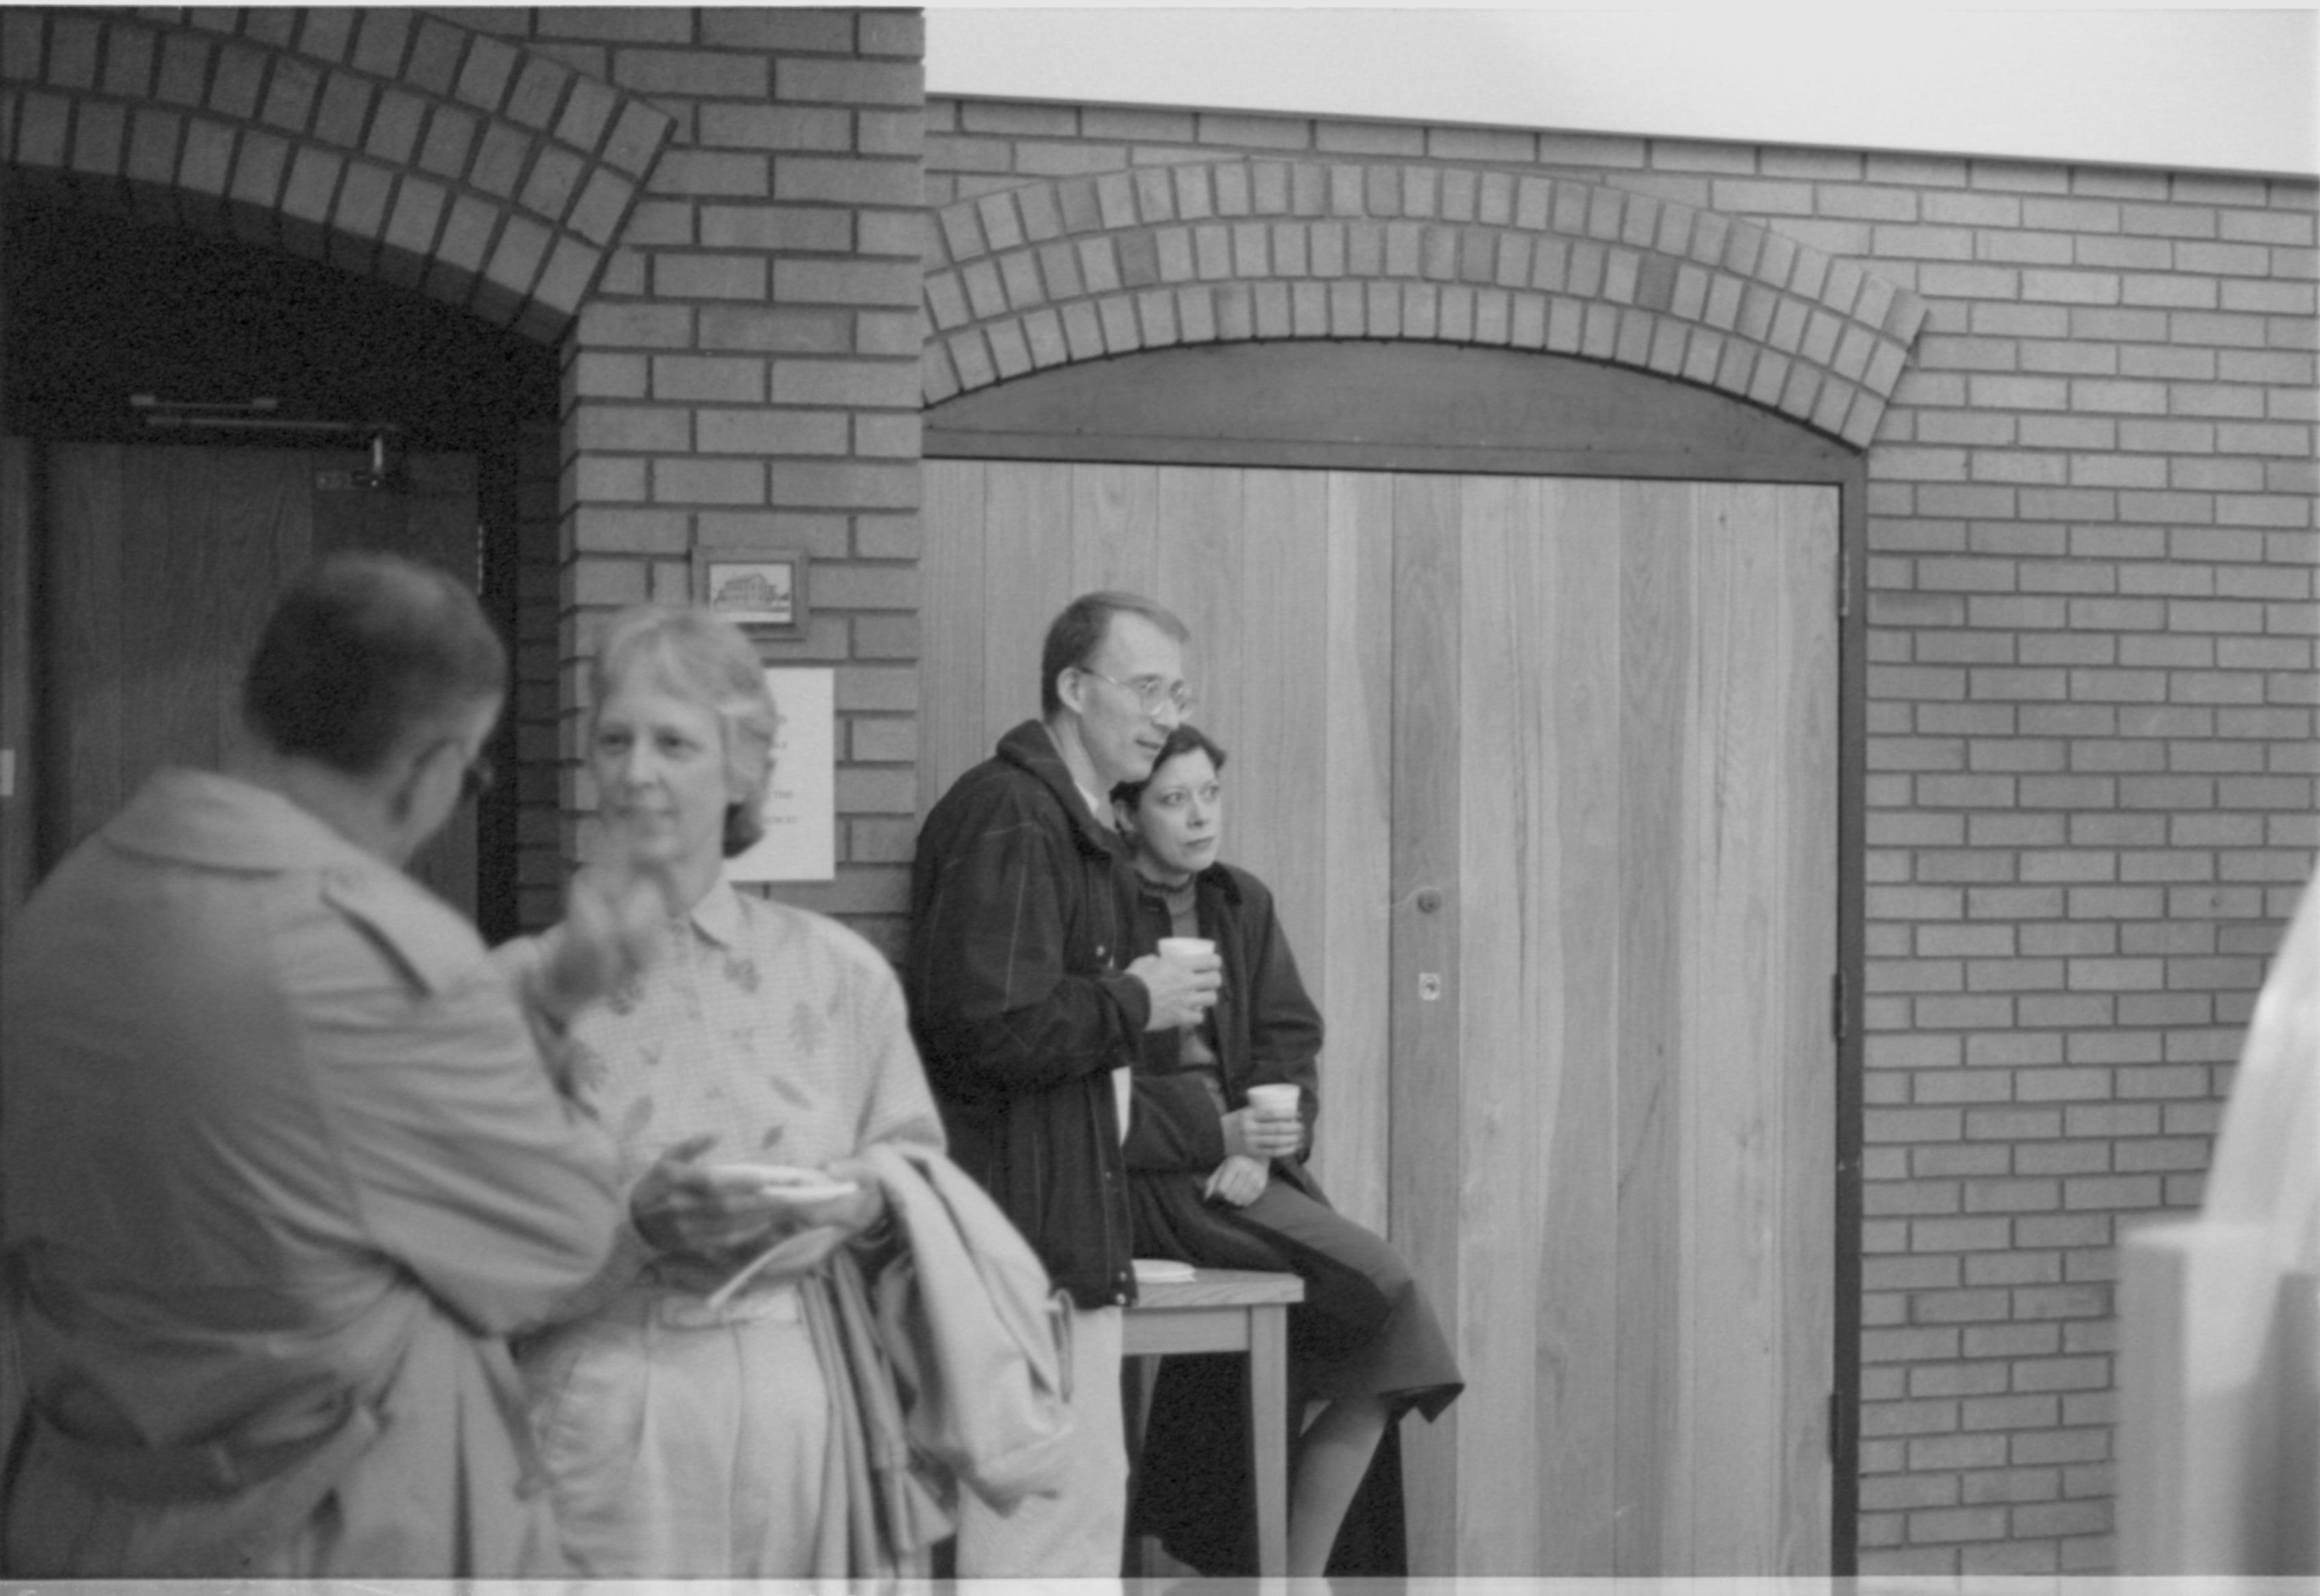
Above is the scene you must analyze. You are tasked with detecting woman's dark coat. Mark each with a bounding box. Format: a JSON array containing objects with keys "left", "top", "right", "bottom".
[
  {"left": 1120, "top": 860, "right": 1410, "bottom": 1577},
  {"left": 1121, "top": 860, "right": 1326, "bottom": 1269}
]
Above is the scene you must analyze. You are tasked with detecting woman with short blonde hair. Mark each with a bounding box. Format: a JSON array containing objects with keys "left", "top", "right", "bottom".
[{"left": 503, "top": 604, "right": 947, "bottom": 1577}]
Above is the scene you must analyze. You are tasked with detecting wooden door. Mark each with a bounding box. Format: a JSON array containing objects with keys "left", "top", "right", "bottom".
[
  {"left": 923, "top": 459, "right": 1839, "bottom": 1575},
  {"left": 1392, "top": 473, "right": 1839, "bottom": 1573},
  {"left": 41, "top": 443, "right": 483, "bottom": 915}
]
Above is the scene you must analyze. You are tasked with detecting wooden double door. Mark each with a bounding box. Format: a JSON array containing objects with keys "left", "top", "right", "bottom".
[
  {"left": 922, "top": 458, "right": 1840, "bottom": 1574},
  {"left": 32, "top": 442, "right": 485, "bottom": 915}
]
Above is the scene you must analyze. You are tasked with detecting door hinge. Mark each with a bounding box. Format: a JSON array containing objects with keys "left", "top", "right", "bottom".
[
  {"left": 1828, "top": 1390, "right": 1843, "bottom": 1458},
  {"left": 1831, "top": 970, "right": 1848, "bottom": 1043},
  {"left": 1837, "top": 540, "right": 1851, "bottom": 619}
]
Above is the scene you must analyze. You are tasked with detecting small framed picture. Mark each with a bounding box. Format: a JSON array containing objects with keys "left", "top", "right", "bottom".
[{"left": 694, "top": 547, "right": 808, "bottom": 640}]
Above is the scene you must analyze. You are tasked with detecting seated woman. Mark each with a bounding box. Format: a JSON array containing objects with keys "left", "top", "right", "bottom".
[
  {"left": 497, "top": 606, "right": 948, "bottom": 1577},
  {"left": 1113, "top": 723, "right": 1464, "bottom": 1577}
]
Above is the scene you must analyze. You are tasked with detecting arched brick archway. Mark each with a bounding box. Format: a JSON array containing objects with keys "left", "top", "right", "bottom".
[
  {"left": 922, "top": 157, "right": 1929, "bottom": 448},
  {"left": 0, "top": 6, "right": 670, "bottom": 341}
]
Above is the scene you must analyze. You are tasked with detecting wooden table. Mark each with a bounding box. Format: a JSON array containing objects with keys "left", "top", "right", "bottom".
[{"left": 1122, "top": 1266, "right": 1305, "bottom": 1575}]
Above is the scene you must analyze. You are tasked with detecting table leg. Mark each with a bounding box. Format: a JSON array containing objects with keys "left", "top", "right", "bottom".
[
  {"left": 1121, "top": 1355, "right": 1159, "bottom": 1578},
  {"left": 1248, "top": 1303, "right": 1290, "bottom": 1575}
]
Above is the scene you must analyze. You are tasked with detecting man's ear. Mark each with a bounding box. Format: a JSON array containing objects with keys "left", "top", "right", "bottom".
[
  {"left": 382, "top": 738, "right": 442, "bottom": 829},
  {"left": 1055, "top": 665, "right": 1089, "bottom": 718}
]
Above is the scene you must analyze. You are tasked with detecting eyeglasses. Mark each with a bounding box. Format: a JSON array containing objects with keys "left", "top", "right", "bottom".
[{"left": 1078, "top": 667, "right": 1196, "bottom": 716}]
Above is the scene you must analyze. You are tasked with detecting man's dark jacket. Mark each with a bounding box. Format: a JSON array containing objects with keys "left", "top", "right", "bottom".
[{"left": 904, "top": 719, "right": 1155, "bottom": 1309}]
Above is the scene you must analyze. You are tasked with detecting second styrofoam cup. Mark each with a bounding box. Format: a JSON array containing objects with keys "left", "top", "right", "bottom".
[{"left": 1246, "top": 1083, "right": 1299, "bottom": 1120}]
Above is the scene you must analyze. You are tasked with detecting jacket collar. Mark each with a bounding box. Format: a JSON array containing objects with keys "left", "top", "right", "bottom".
[
  {"left": 1133, "top": 858, "right": 1244, "bottom": 907},
  {"left": 996, "top": 720, "right": 1128, "bottom": 860},
  {"left": 103, "top": 768, "right": 378, "bottom": 875}
]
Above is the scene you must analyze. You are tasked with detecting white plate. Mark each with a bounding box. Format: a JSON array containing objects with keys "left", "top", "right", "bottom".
[{"left": 709, "top": 1163, "right": 859, "bottom": 1202}]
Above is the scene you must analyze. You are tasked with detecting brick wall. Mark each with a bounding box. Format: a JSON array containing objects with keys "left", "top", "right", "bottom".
[
  {"left": 916, "top": 147, "right": 1928, "bottom": 446},
  {"left": 1, "top": 5, "right": 932, "bottom": 953},
  {"left": 455, "top": 8, "right": 928, "bottom": 950},
  {"left": 0, "top": 7, "right": 673, "bottom": 339},
  {"left": 923, "top": 97, "right": 2320, "bottom": 1575}
]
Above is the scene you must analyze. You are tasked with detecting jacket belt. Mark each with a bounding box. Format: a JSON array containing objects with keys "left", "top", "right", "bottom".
[{"left": 27, "top": 1392, "right": 379, "bottom": 1504}]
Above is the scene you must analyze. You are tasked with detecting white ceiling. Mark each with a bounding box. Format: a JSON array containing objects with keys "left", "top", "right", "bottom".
[{"left": 923, "top": 6, "right": 2320, "bottom": 178}]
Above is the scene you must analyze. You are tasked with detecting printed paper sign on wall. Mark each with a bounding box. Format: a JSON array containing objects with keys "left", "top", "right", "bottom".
[{"left": 728, "top": 667, "right": 834, "bottom": 882}]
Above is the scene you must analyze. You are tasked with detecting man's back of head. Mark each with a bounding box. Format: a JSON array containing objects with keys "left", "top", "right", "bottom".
[{"left": 243, "top": 552, "right": 506, "bottom": 777}]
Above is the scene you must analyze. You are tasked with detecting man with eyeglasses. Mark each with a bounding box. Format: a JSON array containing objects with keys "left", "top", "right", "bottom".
[
  {"left": 906, "top": 590, "right": 1221, "bottom": 1575},
  {"left": 1, "top": 553, "right": 655, "bottom": 1576}
]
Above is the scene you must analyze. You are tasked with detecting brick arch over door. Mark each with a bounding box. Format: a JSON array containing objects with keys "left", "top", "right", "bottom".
[
  {"left": 923, "top": 157, "right": 1931, "bottom": 448},
  {"left": 0, "top": 6, "right": 670, "bottom": 341}
]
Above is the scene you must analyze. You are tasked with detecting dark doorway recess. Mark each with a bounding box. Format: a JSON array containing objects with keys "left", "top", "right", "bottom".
[
  {"left": 3, "top": 194, "right": 558, "bottom": 943},
  {"left": 3, "top": 193, "right": 556, "bottom": 449}
]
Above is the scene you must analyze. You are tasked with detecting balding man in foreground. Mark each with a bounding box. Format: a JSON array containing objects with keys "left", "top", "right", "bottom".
[{"left": 3, "top": 554, "right": 647, "bottom": 1575}]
